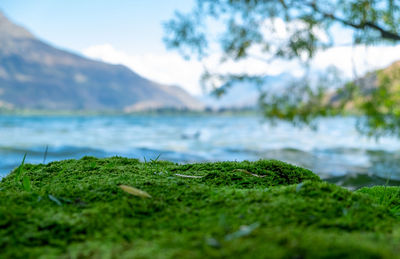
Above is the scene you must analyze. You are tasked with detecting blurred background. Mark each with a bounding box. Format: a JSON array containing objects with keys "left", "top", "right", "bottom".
[{"left": 1, "top": 0, "right": 400, "bottom": 189}]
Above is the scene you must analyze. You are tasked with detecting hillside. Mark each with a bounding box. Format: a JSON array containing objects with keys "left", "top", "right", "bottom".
[
  {"left": 327, "top": 60, "right": 400, "bottom": 110},
  {"left": 0, "top": 12, "right": 204, "bottom": 111}
]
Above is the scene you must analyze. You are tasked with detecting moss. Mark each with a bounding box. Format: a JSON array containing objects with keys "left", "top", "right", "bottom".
[{"left": 1, "top": 157, "right": 400, "bottom": 258}]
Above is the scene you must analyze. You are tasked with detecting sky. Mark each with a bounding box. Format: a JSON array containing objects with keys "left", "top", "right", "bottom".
[{"left": 1, "top": 0, "right": 400, "bottom": 96}]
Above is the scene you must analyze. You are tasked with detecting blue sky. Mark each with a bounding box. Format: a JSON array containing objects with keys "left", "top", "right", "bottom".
[
  {"left": 0, "top": 0, "right": 193, "bottom": 54},
  {"left": 1, "top": 1, "right": 400, "bottom": 96}
]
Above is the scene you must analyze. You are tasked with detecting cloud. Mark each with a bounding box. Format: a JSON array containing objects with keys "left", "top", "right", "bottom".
[
  {"left": 311, "top": 44, "right": 400, "bottom": 78},
  {"left": 82, "top": 44, "right": 204, "bottom": 95},
  {"left": 82, "top": 43, "right": 400, "bottom": 96},
  {"left": 82, "top": 44, "right": 303, "bottom": 94}
]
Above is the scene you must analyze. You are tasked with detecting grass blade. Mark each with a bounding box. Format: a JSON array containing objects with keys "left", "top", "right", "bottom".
[
  {"left": 22, "top": 175, "right": 31, "bottom": 192},
  {"left": 150, "top": 154, "right": 161, "bottom": 162},
  {"left": 43, "top": 145, "right": 49, "bottom": 164},
  {"left": 119, "top": 185, "right": 152, "bottom": 198},
  {"left": 15, "top": 153, "right": 27, "bottom": 185}
]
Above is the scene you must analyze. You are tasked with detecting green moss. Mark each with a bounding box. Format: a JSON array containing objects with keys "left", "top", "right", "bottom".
[{"left": 1, "top": 157, "right": 400, "bottom": 258}]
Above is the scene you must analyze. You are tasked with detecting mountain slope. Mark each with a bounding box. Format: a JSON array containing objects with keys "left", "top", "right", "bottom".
[
  {"left": 0, "top": 12, "right": 204, "bottom": 111},
  {"left": 326, "top": 60, "right": 400, "bottom": 110}
]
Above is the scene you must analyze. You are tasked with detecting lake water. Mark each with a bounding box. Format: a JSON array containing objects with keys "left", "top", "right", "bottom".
[{"left": 1, "top": 114, "right": 400, "bottom": 188}]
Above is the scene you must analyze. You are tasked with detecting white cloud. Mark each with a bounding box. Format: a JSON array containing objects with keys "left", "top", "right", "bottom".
[
  {"left": 82, "top": 43, "right": 303, "bottom": 95},
  {"left": 311, "top": 44, "right": 400, "bottom": 78},
  {"left": 83, "top": 44, "right": 204, "bottom": 95},
  {"left": 82, "top": 42, "right": 400, "bottom": 96}
]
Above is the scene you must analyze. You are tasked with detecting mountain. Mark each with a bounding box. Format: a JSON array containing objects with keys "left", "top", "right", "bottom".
[
  {"left": 0, "top": 12, "right": 204, "bottom": 111},
  {"left": 326, "top": 60, "right": 400, "bottom": 110}
]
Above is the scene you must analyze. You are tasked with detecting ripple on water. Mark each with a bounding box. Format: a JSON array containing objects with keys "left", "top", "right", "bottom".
[{"left": 0, "top": 115, "right": 399, "bottom": 189}]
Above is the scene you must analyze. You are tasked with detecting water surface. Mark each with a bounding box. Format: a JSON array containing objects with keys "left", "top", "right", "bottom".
[{"left": 1, "top": 114, "right": 399, "bottom": 188}]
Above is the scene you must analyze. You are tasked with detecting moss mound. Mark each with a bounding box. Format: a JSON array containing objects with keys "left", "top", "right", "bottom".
[{"left": 1, "top": 157, "right": 400, "bottom": 258}]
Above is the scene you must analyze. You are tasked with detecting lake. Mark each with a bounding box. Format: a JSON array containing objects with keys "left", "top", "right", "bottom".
[{"left": 1, "top": 114, "right": 399, "bottom": 188}]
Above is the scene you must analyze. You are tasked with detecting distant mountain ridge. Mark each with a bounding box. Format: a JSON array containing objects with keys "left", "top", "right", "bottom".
[
  {"left": 325, "top": 60, "right": 400, "bottom": 111},
  {"left": 0, "top": 12, "right": 204, "bottom": 111}
]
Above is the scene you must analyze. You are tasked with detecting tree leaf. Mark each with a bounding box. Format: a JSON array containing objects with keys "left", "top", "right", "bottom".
[{"left": 119, "top": 185, "right": 152, "bottom": 198}]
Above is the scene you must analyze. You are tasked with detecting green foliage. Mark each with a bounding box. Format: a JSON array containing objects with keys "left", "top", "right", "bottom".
[
  {"left": 164, "top": 0, "right": 400, "bottom": 137},
  {"left": 1, "top": 156, "right": 400, "bottom": 257},
  {"left": 165, "top": 0, "right": 400, "bottom": 69},
  {"left": 259, "top": 68, "right": 347, "bottom": 127}
]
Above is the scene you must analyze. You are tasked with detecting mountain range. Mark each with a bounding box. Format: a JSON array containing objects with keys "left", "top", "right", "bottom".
[{"left": 0, "top": 12, "right": 204, "bottom": 111}]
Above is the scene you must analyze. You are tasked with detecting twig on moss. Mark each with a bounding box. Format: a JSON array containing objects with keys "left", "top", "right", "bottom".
[
  {"left": 174, "top": 173, "right": 204, "bottom": 179},
  {"left": 234, "top": 169, "right": 266, "bottom": 178}
]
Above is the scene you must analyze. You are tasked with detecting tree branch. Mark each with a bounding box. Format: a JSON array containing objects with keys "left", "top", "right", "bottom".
[{"left": 308, "top": 2, "right": 400, "bottom": 41}]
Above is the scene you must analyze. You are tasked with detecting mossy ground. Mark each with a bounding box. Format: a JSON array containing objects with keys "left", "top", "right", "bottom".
[{"left": 1, "top": 157, "right": 400, "bottom": 258}]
